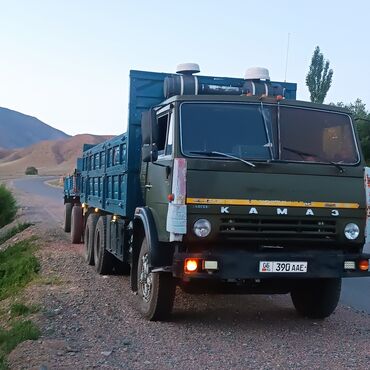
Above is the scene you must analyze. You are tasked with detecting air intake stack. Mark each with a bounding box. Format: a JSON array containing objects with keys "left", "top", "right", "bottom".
[
  {"left": 163, "top": 64, "right": 285, "bottom": 99},
  {"left": 243, "top": 67, "right": 284, "bottom": 98}
]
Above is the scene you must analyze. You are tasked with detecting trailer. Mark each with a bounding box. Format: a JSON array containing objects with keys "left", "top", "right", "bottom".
[{"left": 65, "top": 64, "right": 370, "bottom": 321}]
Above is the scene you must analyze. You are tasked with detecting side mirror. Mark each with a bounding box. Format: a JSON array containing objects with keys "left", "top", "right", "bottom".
[
  {"left": 142, "top": 143, "right": 158, "bottom": 163},
  {"left": 141, "top": 109, "right": 158, "bottom": 145},
  {"left": 141, "top": 109, "right": 159, "bottom": 163}
]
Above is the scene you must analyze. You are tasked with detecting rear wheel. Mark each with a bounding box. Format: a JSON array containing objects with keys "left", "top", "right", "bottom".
[
  {"left": 137, "top": 236, "right": 176, "bottom": 321},
  {"left": 63, "top": 203, "right": 73, "bottom": 232},
  {"left": 291, "top": 278, "right": 341, "bottom": 319},
  {"left": 84, "top": 213, "right": 98, "bottom": 265},
  {"left": 71, "top": 205, "right": 83, "bottom": 244},
  {"left": 94, "top": 216, "right": 114, "bottom": 274}
]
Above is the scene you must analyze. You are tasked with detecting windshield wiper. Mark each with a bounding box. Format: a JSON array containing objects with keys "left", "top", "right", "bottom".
[
  {"left": 282, "top": 147, "right": 344, "bottom": 173},
  {"left": 189, "top": 151, "right": 256, "bottom": 168}
]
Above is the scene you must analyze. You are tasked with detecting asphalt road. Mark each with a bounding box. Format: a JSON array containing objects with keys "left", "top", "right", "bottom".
[
  {"left": 11, "top": 175, "right": 370, "bottom": 314},
  {"left": 12, "top": 176, "right": 63, "bottom": 202},
  {"left": 11, "top": 176, "right": 64, "bottom": 227}
]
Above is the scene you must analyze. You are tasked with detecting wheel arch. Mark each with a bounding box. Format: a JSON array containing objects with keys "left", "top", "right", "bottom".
[{"left": 131, "top": 207, "right": 173, "bottom": 290}]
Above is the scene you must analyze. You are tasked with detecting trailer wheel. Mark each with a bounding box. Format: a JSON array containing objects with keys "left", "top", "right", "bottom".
[
  {"left": 84, "top": 213, "right": 98, "bottom": 265},
  {"left": 63, "top": 203, "right": 73, "bottom": 232},
  {"left": 291, "top": 278, "right": 341, "bottom": 319},
  {"left": 71, "top": 205, "right": 83, "bottom": 244},
  {"left": 94, "top": 216, "right": 114, "bottom": 274},
  {"left": 137, "top": 236, "right": 176, "bottom": 321}
]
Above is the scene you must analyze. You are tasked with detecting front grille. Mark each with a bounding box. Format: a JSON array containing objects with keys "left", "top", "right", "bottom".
[{"left": 220, "top": 217, "right": 336, "bottom": 241}]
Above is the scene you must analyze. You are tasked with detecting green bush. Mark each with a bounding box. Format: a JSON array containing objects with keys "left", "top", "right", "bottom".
[
  {"left": 0, "top": 185, "right": 17, "bottom": 228},
  {"left": 25, "top": 167, "right": 38, "bottom": 175}
]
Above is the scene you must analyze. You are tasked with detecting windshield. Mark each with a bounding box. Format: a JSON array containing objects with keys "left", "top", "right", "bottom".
[
  {"left": 279, "top": 107, "right": 359, "bottom": 164},
  {"left": 180, "top": 103, "right": 271, "bottom": 160},
  {"left": 180, "top": 102, "right": 359, "bottom": 165}
]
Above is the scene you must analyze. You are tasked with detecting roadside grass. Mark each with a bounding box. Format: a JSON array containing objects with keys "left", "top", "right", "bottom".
[
  {"left": 35, "top": 275, "right": 63, "bottom": 286},
  {"left": 0, "top": 238, "right": 40, "bottom": 300},
  {"left": 0, "top": 185, "right": 17, "bottom": 228},
  {"left": 0, "top": 321, "right": 40, "bottom": 369},
  {"left": 0, "top": 238, "right": 41, "bottom": 369},
  {"left": 9, "top": 303, "right": 40, "bottom": 318},
  {"left": 0, "top": 223, "right": 32, "bottom": 245}
]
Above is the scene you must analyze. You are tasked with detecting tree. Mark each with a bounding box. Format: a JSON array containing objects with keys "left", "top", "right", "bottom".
[
  {"left": 334, "top": 99, "right": 370, "bottom": 164},
  {"left": 25, "top": 166, "right": 38, "bottom": 175},
  {"left": 306, "top": 46, "right": 333, "bottom": 104}
]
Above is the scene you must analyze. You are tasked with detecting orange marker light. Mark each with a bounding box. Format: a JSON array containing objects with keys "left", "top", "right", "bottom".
[
  {"left": 185, "top": 259, "right": 198, "bottom": 272},
  {"left": 168, "top": 194, "right": 175, "bottom": 202},
  {"left": 359, "top": 260, "right": 369, "bottom": 271}
]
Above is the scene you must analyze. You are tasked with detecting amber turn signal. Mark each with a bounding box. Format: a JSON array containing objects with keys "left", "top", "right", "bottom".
[
  {"left": 358, "top": 260, "right": 369, "bottom": 271},
  {"left": 185, "top": 259, "right": 198, "bottom": 273}
]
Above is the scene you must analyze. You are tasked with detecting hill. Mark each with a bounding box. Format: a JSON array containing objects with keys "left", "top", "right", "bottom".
[
  {"left": 0, "top": 107, "right": 70, "bottom": 149},
  {"left": 0, "top": 134, "right": 112, "bottom": 177}
]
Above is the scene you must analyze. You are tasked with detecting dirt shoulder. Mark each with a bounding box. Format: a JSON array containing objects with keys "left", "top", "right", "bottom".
[{"left": 6, "top": 187, "right": 370, "bottom": 370}]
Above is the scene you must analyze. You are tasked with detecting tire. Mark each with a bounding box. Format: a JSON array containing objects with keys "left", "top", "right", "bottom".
[
  {"left": 291, "top": 278, "right": 341, "bottom": 319},
  {"left": 137, "top": 236, "right": 176, "bottom": 321},
  {"left": 84, "top": 213, "right": 98, "bottom": 265},
  {"left": 71, "top": 205, "right": 83, "bottom": 244},
  {"left": 94, "top": 216, "right": 114, "bottom": 275},
  {"left": 63, "top": 203, "right": 73, "bottom": 232}
]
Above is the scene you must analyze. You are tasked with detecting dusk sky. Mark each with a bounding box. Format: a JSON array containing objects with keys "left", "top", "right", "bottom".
[{"left": 1, "top": 0, "right": 369, "bottom": 135}]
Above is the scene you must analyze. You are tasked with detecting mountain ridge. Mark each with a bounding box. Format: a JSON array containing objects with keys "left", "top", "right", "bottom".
[
  {"left": 0, "top": 106, "right": 70, "bottom": 149},
  {"left": 0, "top": 134, "right": 113, "bottom": 176}
]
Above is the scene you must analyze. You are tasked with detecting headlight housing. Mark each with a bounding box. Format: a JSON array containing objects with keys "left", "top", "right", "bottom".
[
  {"left": 193, "top": 219, "right": 211, "bottom": 238},
  {"left": 344, "top": 223, "right": 360, "bottom": 240}
]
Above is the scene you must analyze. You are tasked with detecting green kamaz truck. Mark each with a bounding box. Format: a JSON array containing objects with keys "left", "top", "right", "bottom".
[{"left": 64, "top": 64, "right": 370, "bottom": 321}]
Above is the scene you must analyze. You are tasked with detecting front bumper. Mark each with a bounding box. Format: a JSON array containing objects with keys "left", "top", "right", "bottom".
[{"left": 172, "top": 248, "right": 370, "bottom": 281}]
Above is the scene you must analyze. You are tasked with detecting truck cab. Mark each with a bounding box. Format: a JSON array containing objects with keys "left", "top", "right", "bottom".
[{"left": 137, "top": 65, "right": 369, "bottom": 319}]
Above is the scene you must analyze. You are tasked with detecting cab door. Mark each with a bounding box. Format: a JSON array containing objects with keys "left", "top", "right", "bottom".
[{"left": 144, "top": 107, "right": 174, "bottom": 241}]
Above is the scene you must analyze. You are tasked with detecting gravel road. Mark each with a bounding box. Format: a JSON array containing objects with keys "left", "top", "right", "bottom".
[{"left": 6, "top": 178, "right": 370, "bottom": 369}]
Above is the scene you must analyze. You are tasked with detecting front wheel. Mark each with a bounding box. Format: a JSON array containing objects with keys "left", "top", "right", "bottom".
[
  {"left": 291, "top": 278, "right": 341, "bottom": 319},
  {"left": 137, "top": 237, "right": 176, "bottom": 321}
]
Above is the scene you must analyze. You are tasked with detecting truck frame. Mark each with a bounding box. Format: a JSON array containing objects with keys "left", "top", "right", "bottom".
[{"left": 64, "top": 65, "right": 370, "bottom": 321}]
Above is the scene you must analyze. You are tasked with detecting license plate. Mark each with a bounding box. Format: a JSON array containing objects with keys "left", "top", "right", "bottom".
[{"left": 259, "top": 261, "right": 308, "bottom": 273}]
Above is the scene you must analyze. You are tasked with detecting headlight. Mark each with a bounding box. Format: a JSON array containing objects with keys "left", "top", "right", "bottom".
[
  {"left": 193, "top": 219, "right": 211, "bottom": 238},
  {"left": 344, "top": 223, "right": 360, "bottom": 240}
]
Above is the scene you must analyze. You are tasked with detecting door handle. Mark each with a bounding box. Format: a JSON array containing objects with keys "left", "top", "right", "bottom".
[{"left": 145, "top": 184, "right": 153, "bottom": 189}]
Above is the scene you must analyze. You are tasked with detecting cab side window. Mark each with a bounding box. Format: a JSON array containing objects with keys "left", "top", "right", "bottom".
[
  {"left": 165, "top": 113, "right": 174, "bottom": 156},
  {"left": 157, "top": 114, "right": 169, "bottom": 153},
  {"left": 156, "top": 110, "right": 174, "bottom": 157}
]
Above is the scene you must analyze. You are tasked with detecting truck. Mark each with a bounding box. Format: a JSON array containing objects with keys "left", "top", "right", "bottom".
[{"left": 64, "top": 63, "right": 370, "bottom": 321}]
